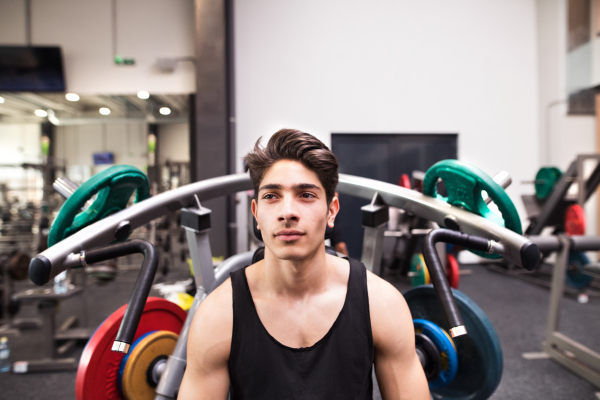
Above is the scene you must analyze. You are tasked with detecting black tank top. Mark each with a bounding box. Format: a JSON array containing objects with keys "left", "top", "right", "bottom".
[{"left": 228, "top": 257, "right": 374, "bottom": 400}]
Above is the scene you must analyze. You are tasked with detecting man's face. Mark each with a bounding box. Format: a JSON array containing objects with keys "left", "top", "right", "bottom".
[{"left": 252, "top": 159, "right": 339, "bottom": 261}]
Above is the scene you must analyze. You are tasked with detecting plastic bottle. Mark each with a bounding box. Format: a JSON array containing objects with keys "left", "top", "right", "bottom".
[
  {"left": 54, "top": 270, "right": 68, "bottom": 294},
  {"left": 0, "top": 336, "right": 10, "bottom": 372}
]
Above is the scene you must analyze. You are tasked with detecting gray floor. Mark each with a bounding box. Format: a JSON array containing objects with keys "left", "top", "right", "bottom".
[{"left": 1, "top": 261, "right": 600, "bottom": 399}]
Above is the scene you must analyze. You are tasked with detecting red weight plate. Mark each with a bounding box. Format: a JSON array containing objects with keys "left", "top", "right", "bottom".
[
  {"left": 565, "top": 204, "right": 586, "bottom": 236},
  {"left": 398, "top": 174, "right": 411, "bottom": 189},
  {"left": 446, "top": 254, "right": 460, "bottom": 289},
  {"left": 76, "top": 297, "right": 187, "bottom": 400}
]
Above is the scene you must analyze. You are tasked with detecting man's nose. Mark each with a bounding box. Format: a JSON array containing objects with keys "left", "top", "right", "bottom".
[{"left": 278, "top": 196, "right": 299, "bottom": 222}]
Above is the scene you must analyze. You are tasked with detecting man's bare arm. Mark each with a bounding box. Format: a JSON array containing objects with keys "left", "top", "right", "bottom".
[
  {"left": 178, "top": 279, "right": 233, "bottom": 400},
  {"left": 368, "top": 272, "right": 430, "bottom": 399}
]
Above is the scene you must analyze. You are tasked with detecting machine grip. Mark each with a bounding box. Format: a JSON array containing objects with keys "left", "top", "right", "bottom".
[{"left": 83, "top": 239, "right": 158, "bottom": 353}]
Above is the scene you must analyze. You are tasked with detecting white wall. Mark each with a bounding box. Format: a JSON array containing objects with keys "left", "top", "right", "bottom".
[
  {"left": 0, "top": 124, "right": 43, "bottom": 203},
  {"left": 158, "top": 123, "right": 189, "bottom": 164},
  {"left": 537, "top": 0, "right": 597, "bottom": 237},
  {"left": 55, "top": 122, "right": 147, "bottom": 183},
  {"left": 235, "top": 0, "right": 540, "bottom": 251},
  {"left": 0, "top": 0, "right": 195, "bottom": 94}
]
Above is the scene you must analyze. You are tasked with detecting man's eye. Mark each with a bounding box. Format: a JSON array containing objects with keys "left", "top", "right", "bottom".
[
  {"left": 301, "top": 192, "right": 316, "bottom": 198},
  {"left": 263, "top": 194, "right": 276, "bottom": 200}
]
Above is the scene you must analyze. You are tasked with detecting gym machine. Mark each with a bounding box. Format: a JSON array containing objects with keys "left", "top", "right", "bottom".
[
  {"left": 523, "top": 235, "right": 600, "bottom": 390},
  {"left": 486, "top": 154, "right": 600, "bottom": 294},
  {"left": 27, "top": 162, "right": 539, "bottom": 399}
]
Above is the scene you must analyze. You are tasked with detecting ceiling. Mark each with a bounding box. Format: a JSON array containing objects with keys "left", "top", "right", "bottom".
[{"left": 0, "top": 93, "right": 190, "bottom": 125}]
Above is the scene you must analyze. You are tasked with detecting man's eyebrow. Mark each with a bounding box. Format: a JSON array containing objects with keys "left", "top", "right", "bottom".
[
  {"left": 258, "top": 183, "right": 322, "bottom": 192},
  {"left": 258, "top": 183, "right": 282, "bottom": 192}
]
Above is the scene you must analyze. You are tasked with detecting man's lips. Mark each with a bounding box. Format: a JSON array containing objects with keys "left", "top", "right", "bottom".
[{"left": 275, "top": 230, "right": 305, "bottom": 241}]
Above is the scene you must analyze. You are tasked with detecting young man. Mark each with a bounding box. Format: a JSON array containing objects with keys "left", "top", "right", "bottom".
[{"left": 179, "top": 129, "right": 429, "bottom": 399}]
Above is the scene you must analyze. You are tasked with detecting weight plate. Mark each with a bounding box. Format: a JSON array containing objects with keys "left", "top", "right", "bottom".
[
  {"left": 414, "top": 319, "right": 458, "bottom": 389},
  {"left": 566, "top": 252, "right": 593, "bottom": 289},
  {"left": 446, "top": 254, "right": 460, "bottom": 289},
  {"left": 75, "top": 298, "right": 187, "bottom": 400},
  {"left": 119, "top": 330, "right": 178, "bottom": 400},
  {"left": 410, "top": 254, "right": 429, "bottom": 286},
  {"left": 535, "top": 167, "right": 562, "bottom": 201},
  {"left": 399, "top": 174, "right": 411, "bottom": 189},
  {"left": 404, "top": 285, "right": 503, "bottom": 400},
  {"left": 49, "top": 165, "right": 150, "bottom": 246},
  {"left": 423, "top": 160, "right": 522, "bottom": 259},
  {"left": 564, "top": 204, "right": 586, "bottom": 236}
]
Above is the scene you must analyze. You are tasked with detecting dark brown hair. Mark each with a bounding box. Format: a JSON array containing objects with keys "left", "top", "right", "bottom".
[{"left": 244, "top": 129, "right": 339, "bottom": 204}]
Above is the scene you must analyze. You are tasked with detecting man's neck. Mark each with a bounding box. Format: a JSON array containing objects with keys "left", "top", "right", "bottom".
[{"left": 260, "top": 244, "right": 331, "bottom": 299}]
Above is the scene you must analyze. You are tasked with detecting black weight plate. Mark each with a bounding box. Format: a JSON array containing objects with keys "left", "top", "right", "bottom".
[{"left": 404, "top": 285, "right": 503, "bottom": 400}]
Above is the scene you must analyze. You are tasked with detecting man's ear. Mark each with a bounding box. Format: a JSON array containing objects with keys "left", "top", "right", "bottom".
[
  {"left": 327, "top": 196, "right": 340, "bottom": 228},
  {"left": 251, "top": 198, "right": 260, "bottom": 230}
]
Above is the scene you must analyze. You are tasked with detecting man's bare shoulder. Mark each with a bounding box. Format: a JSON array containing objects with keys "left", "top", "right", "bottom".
[
  {"left": 366, "top": 270, "right": 414, "bottom": 353},
  {"left": 187, "top": 277, "right": 234, "bottom": 367}
]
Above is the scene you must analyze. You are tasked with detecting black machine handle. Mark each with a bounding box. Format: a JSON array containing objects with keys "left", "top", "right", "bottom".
[
  {"left": 83, "top": 239, "right": 158, "bottom": 354},
  {"left": 423, "top": 229, "right": 512, "bottom": 338}
]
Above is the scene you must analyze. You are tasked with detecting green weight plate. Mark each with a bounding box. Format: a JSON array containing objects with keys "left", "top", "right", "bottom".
[
  {"left": 535, "top": 167, "right": 562, "bottom": 201},
  {"left": 404, "top": 285, "right": 503, "bottom": 400},
  {"left": 423, "top": 160, "right": 522, "bottom": 259},
  {"left": 566, "top": 252, "right": 593, "bottom": 289},
  {"left": 410, "top": 253, "right": 430, "bottom": 286},
  {"left": 48, "top": 165, "right": 150, "bottom": 246}
]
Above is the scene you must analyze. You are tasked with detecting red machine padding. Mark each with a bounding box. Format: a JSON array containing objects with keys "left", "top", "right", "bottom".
[{"left": 75, "top": 297, "right": 187, "bottom": 400}]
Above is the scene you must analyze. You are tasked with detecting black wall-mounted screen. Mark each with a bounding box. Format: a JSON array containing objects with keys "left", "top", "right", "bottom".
[
  {"left": 0, "top": 46, "right": 66, "bottom": 92},
  {"left": 331, "top": 133, "right": 458, "bottom": 259}
]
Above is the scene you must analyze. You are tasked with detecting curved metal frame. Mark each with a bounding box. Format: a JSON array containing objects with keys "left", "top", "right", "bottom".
[{"left": 30, "top": 173, "right": 536, "bottom": 284}]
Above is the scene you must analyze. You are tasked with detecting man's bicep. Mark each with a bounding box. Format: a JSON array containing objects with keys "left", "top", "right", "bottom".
[
  {"left": 369, "top": 276, "right": 429, "bottom": 399},
  {"left": 178, "top": 285, "right": 233, "bottom": 399}
]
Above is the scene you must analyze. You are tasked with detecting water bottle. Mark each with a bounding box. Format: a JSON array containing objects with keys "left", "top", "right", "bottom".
[
  {"left": 0, "top": 337, "right": 10, "bottom": 373},
  {"left": 54, "top": 270, "right": 68, "bottom": 294}
]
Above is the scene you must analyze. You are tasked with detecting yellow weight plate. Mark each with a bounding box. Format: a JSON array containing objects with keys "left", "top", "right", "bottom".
[{"left": 122, "top": 331, "right": 178, "bottom": 400}]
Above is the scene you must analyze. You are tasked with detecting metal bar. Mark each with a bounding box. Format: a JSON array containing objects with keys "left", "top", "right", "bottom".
[
  {"left": 545, "top": 236, "right": 570, "bottom": 336},
  {"left": 543, "top": 344, "right": 600, "bottom": 390},
  {"left": 547, "top": 332, "right": 600, "bottom": 373},
  {"left": 360, "top": 224, "right": 386, "bottom": 275},
  {"left": 185, "top": 229, "right": 215, "bottom": 292},
  {"left": 31, "top": 173, "right": 535, "bottom": 284},
  {"left": 155, "top": 289, "right": 207, "bottom": 400}
]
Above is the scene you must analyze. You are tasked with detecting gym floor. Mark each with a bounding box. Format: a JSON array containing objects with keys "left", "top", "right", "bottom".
[{"left": 1, "top": 259, "right": 599, "bottom": 399}]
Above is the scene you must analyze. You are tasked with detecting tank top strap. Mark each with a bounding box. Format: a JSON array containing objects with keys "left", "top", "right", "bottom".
[{"left": 343, "top": 257, "right": 373, "bottom": 342}]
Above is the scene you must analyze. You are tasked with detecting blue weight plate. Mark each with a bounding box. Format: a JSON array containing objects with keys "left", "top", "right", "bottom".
[
  {"left": 405, "top": 285, "right": 503, "bottom": 400},
  {"left": 414, "top": 319, "right": 458, "bottom": 389},
  {"left": 566, "top": 252, "right": 593, "bottom": 289}
]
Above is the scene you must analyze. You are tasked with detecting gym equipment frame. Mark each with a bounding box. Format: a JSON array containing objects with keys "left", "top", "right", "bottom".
[
  {"left": 525, "top": 235, "right": 600, "bottom": 389},
  {"left": 29, "top": 173, "right": 540, "bottom": 399}
]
